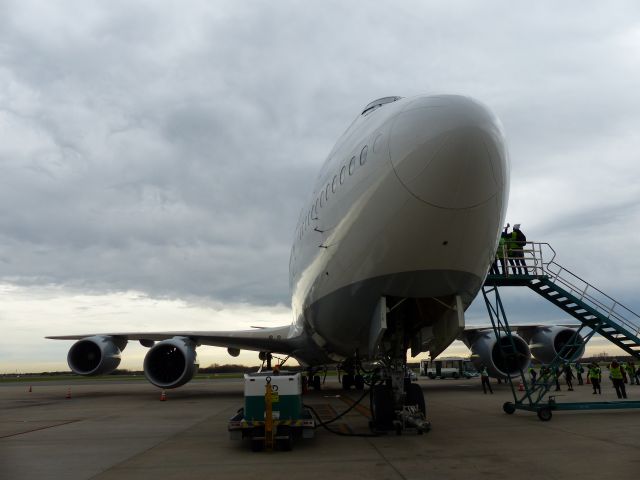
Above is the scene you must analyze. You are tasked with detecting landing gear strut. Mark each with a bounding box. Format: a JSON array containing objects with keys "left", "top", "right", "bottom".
[{"left": 368, "top": 313, "right": 430, "bottom": 435}]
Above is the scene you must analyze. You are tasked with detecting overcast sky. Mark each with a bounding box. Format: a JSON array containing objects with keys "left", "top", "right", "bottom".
[{"left": 1, "top": 1, "right": 639, "bottom": 372}]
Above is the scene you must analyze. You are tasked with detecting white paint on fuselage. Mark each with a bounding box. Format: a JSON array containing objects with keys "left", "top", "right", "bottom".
[{"left": 288, "top": 95, "right": 509, "bottom": 358}]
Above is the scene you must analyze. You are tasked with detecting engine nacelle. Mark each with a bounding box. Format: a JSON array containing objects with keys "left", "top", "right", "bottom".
[
  {"left": 526, "top": 326, "right": 585, "bottom": 364},
  {"left": 67, "top": 335, "right": 126, "bottom": 376},
  {"left": 143, "top": 336, "right": 199, "bottom": 389},
  {"left": 468, "top": 331, "right": 531, "bottom": 378}
]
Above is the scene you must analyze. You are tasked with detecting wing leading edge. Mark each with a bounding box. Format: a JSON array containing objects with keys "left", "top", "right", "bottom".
[{"left": 47, "top": 325, "right": 298, "bottom": 355}]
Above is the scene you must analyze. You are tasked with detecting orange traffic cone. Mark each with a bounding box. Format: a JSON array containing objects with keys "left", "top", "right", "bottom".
[
  {"left": 518, "top": 381, "right": 524, "bottom": 391},
  {"left": 65, "top": 387, "right": 71, "bottom": 399},
  {"left": 160, "top": 390, "right": 167, "bottom": 401},
  {"left": 28, "top": 385, "right": 32, "bottom": 393}
]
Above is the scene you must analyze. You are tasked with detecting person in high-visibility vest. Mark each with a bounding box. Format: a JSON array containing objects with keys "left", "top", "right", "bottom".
[
  {"left": 609, "top": 360, "right": 627, "bottom": 399},
  {"left": 491, "top": 233, "right": 508, "bottom": 275},
  {"left": 588, "top": 363, "right": 602, "bottom": 394},
  {"left": 620, "top": 362, "right": 629, "bottom": 384},
  {"left": 480, "top": 365, "right": 493, "bottom": 394},
  {"left": 508, "top": 224, "right": 529, "bottom": 275}
]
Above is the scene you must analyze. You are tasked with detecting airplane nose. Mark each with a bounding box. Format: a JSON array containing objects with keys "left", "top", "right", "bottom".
[{"left": 389, "top": 96, "right": 507, "bottom": 209}]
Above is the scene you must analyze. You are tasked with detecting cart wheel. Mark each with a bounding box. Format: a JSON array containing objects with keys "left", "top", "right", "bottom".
[
  {"left": 503, "top": 402, "right": 516, "bottom": 414},
  {"left": 537, "top": 407, "right": 552, "bottom": 422},
  {"left": 251, "top": 438, "right": 264, "bottom": 452},
  {"left": 276, "top": 426, "right": 293, "bottom": 451},
  {"left": 250, "top": 426, "right": 265, "bottom": 452}
]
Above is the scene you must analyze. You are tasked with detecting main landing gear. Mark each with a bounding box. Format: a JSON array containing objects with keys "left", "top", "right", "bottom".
[
  {"left": 367, "top": 311, "right": 431, "bottom": 435},
  {"left": 340, "top": 359, "right": 365, "bottom": 391}
]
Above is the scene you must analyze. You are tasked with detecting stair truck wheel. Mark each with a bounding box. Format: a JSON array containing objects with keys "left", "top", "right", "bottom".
[
  {"left": 354, "top": 374, "right": 365, "bottom": 390},
  {"left": 503, "top": 402, "right": 516, "bottom": 414},
  {"left": 537, "top": 407, "right": 552, "bottom": 421}
]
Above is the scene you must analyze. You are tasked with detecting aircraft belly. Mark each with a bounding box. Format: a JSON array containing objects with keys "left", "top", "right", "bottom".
[{"left": 305, "top": 269, "right": 480, "bottom": 358}]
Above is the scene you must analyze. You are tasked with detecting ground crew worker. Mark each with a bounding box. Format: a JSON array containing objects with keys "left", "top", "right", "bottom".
[
  {"left": 552, "top": 364, "right": 561, "bottom": 391},
  {"left": 491, "top": 232, "right": 508, "bottom": 275},
  {"left": 588, "top": 363, "right": 602, "bottom": 394},
  {"left": 563, "top": 363, "right": 574, "bottom": 391},
  {"left": 509, "top": 224, "right": 529, "bottom": 275},
  {"left": 625, "top": 362, "right": 635, "bottom": 385},
  {"left": 575, "top": 362, "right": 584, "bottom": 385},
  {"left": 480, "top": 365, "right": 493, "bottom": 394},
  {"left": 629, "top": 361, "right": 639, "bottom": 385},
  {"left": 539, "top": 364, "right": 550, "bottom": 386},
  {"left": 609, "top": 360, "right": 627, "bottom": 399},
  {"left": 620, "top": 362, "right": 628, "bottom": 384},
  {"left": 529, "top": 365, "right": 537, "bottom": 385}
]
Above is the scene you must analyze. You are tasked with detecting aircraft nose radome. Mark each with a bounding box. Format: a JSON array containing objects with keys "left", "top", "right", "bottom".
[{"left": 389, "top": 96, "right": 507, "bottom": 209}]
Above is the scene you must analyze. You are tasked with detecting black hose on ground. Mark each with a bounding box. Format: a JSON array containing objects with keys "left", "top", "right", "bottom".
[{"left": 304, "top": 388, "right": 380, "bottom": 437}]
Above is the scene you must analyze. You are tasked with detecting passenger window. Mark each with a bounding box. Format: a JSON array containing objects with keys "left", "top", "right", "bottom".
[
  {"left": 349, "top": 156, "right": 356, "bottom": 175},
  {"left": 331, "top": 175, "right": 337, "bottom": 193},
  {"left": 360, "top": 145, "right": 368, "bottom": 165},
  {"left": 319, "top": 193, "right": 324, "bottom": 208},
  {"left": 340, "top": 165, "right": 346, "bottom": 184}
]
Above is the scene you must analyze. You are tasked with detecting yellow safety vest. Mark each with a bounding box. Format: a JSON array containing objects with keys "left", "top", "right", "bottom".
[{"left": 610, "top": 366, "right": 623, "bottom": 380}]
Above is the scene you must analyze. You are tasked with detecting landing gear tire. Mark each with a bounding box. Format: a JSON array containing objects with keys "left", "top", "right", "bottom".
[
  {"left": 404, "top": 383, "right": 426, "bottom": 415},
  {"left": 312, "top": 375, "right": 322, "bottom": 390},
  {"left": 537, "top": 407, "right": 552, "bottom": 422},
  {"left": 370, "top": 385, "right": 394, "bottom": 430},
  {"left": 342, "top": 374, "right": 353, "bottom": 390},
  {"left": 503, "top": 402, "right": 516, "bottom": 414},
  {"left": 354, "top": 374, "right": 365, "bottom": 391}
]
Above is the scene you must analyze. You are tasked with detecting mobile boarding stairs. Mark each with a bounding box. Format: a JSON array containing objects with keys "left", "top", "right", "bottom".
[{"left": 484, "top": 242, "right": 640, "bottom": 421}]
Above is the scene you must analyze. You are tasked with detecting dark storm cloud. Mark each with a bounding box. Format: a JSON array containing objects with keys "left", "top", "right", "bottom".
[{"left": 0, "top": 0, "right": 639, "bottom": 312}]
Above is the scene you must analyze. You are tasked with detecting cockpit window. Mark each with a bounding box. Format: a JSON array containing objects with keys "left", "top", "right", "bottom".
[{"left": 361, "top": 96, "right": 402, "bottom": 115}]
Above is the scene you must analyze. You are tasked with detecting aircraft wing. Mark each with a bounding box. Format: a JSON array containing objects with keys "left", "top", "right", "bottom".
[{"left": 47, "top": 325, "right": 298, "bottom": 354}]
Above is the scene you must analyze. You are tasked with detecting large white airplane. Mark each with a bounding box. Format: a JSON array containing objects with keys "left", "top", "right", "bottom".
[{"left": 48, "top": 95, "right": 583, "bottom": 431}]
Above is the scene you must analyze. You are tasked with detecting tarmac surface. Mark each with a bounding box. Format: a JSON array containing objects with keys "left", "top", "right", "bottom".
[{"left": 2, "top": 376, "right": 640, "bottom": 479}]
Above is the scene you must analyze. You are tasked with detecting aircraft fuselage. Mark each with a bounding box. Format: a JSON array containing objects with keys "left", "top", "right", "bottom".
[{"left": 289, "top": 95, "right": 509, "bottom": 364}]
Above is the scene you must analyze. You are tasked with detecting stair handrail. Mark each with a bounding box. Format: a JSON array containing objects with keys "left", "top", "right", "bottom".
[
  {"left": 543, "top": 260, "right": 640, "bottom": 338},
  {"left": 491, "top": 240, "right": 640, "bottom": 341}
]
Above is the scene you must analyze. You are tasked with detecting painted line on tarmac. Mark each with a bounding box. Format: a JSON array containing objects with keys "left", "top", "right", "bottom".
[
  {"left": 0, "top": 419, "right": 82, "bottom": 439},
  {"left": 339, "top": 394, "right": 371, "bottom": 418}
]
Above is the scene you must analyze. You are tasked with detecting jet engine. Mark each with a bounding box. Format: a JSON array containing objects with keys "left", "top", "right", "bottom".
[
  {"left": 526, "top": 326, "right": 585, "bottom": 364},
  {"left": 468, "top": 331, "right": 531, "bottom": 378},
  {"left": 67, "top": 335, "right": 126, "bottom": 376},
  {"left": 143, "top": 336, "right": 199, "bottom": 389}
]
